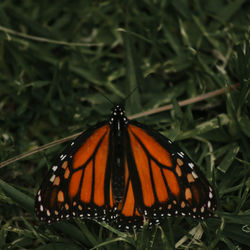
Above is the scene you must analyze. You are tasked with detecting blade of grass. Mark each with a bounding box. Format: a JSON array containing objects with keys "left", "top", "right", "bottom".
[
  {"left": 0, "top": 179, "right": 33, "bottom": 212},
  {"left": 0, "top": 179, "right": 92, "bottom": 245}
]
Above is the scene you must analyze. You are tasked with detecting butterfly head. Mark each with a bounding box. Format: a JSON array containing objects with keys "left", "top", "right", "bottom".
[
  {"left": 109, "top": 105, "right": 128, "bottom": 125},
  {"left": 111, "top": 104, "right": 125, "bottom": 114}
]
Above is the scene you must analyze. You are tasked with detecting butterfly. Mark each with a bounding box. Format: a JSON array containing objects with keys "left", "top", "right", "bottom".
[{"left": 35, "top": 104, "right": 216, "bottom": 231}]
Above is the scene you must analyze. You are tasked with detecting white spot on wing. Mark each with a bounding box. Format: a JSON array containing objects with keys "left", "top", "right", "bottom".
[
  {"left": 209, "top": 192, "right": 213, "bottom": 199},
  {"left": 52, "top": 166, "right": 58, "bottom": 172},
  {"left": 177, "top": 152, "right": 184, "bottom": 158},
  {"left": 207, "top": 201, "right": 211, "bottom": 208},
  {"left": 50, "top": 174, "right": 55, "bottom": 182},
  {"left": 192, "top": 171, "right": 198, "bottom": 179},
  {"left": 60, "top": 154, "right": 67, "bottom": 161},
  {"left": 188, "top": 162, "right": 194, "bottom": 169}
]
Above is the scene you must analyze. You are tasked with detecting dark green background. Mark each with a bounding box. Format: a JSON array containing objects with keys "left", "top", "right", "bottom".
[{"left": 0, "top": 0, "right": 249, "bottom": 249}]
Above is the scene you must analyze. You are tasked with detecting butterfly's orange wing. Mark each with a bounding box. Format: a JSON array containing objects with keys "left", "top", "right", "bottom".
[
  {"left": 35, "top": 122, "right": 116, "bottom": 224},
  {"left": 35, "top": 105, "right": 216, "bottom": 231},
  {"left": 115, "top": 121, "right": 216, "bottom": 230}
]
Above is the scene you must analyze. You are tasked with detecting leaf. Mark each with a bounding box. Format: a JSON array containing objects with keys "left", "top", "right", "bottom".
[{"left": 217, "top": 143, "right": 240, "bottom": 173}]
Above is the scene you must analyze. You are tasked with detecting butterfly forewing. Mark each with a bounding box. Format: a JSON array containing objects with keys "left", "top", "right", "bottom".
[{"left": 35, "top": 105, "right": 216, "bottom": 231}]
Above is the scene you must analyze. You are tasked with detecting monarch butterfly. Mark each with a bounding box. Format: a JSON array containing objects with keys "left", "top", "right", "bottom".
[{"left": 35, "top": 105, "right": 216, "bottom": 231}]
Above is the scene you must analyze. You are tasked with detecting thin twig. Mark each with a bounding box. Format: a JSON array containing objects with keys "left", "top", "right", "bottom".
[
  {"left": 0, "top": 25, "right": 103, "bottom": 47},
  {"left": 0, "top": 132, "right": 82, "bottom": 169},
  {"left": 129, "top": 83, "right": 239, "bottom": 120},
  {"left": 0, "top": 84, "right": 239, "bottom": 169}
]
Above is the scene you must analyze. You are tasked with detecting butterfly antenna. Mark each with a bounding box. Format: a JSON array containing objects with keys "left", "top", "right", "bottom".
[
  {"left": 92, "top": 85, "right": 115, "bottom": 105},
  {"left": 102, "top": 93, "right": 115, "bottom": 106},
  {"left": 124, "top": 86, "right": 138, "bottom": 103}
]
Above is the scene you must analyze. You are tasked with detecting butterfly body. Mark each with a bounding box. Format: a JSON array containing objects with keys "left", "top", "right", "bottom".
[
  {"left": 35, "top": 105, "right": 216, "bottom": 231},
  {"left": 108, "top": 106, "right": 127, "bottom": 202}
]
